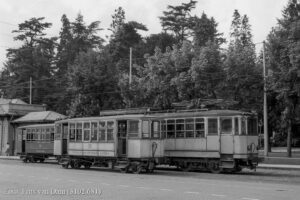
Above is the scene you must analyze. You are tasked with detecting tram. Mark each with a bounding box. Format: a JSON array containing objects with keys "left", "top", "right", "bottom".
[
  {"left": 153, "top": 110, "right": 259, "bottom": 173},
  {"left": 16, "top": 109, "right": 260, "bottom": 174},
  {"left": 54, "top": 114, "right": 165, "bottom": 173},
  {"left": 16, "top": 124, "right": 55, "bottom": 162}
]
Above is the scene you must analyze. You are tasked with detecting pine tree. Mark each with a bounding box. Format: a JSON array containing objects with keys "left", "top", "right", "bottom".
[
  {"left": 159, "top": 0, "right": 197, "bottom": 42},
  {"left": 225, "top": 10, "right": 263, "bottom": 110},
  {"left": 4, "top": 17, "right": 56, "bottom": 106}
]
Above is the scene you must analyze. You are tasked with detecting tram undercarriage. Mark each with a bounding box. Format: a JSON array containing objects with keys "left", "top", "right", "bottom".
[{"left": 59, "top": 156, "right": 158, "bottom": 174}]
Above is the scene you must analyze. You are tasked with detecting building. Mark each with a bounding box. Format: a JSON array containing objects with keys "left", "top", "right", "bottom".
[{"left": 0, "top": 98, "right": 46, "bottom": 155}]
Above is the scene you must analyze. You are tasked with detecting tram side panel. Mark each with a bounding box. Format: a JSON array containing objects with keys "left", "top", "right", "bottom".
[
  {"left": 55, "top": 116, "right": 165, "bottom": 173},
  {"left": 160, "top": 112, "right": 259, "bottom": 172},
  {"left": 17, "top": 125, "right": 55, "bottom": 162}
]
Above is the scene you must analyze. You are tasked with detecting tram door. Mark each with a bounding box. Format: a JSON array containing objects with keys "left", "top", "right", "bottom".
[
  {"left": 62, "top": 124, "right": 68, "bottom": 155},
  {"left": 117, "top": 121, "right": 127, "bottom": 157},
  {"left": 220, "top": 118, "right": 234, "bottom": 154}
]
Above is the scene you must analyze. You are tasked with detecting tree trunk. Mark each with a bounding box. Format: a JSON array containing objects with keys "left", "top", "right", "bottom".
[{"left": 287, "top": 120, "right": 292, "bottom": 157}]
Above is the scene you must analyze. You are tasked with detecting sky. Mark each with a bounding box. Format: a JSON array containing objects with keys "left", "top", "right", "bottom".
[{"left": 0, "top": 0, "right": 288, "bottom": 70}]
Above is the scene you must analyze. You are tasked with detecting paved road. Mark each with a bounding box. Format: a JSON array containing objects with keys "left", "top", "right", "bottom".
[{"left": 0, "top": 160, "right": 299, "bottom": 200}]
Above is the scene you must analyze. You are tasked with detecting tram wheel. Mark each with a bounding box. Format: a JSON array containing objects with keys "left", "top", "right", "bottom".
[
  {"left": 181, "top": 163, "right": 192, "bottom": 172},
  {"left": 132, "top": 166, "right": 143, "bottom": 174},
  {"left": 29, "top": 157, "right": 35, "bottom": 163},
  {"left": 84, "top": 164, "right": 91, "bottom": 169},
  {"left": 209, "top": 162, "right": 222, "bottom": 174},
  {"left": 120, "top": 167, "right": 128, "bottom": 173},
  {"left": 73, "top": 161, "right": 81, "bottom": 169},
  {"left": 62, "top": 164, "right": 69, "bottom": 169},
  {"left": 39, "top": 159, "right": 45, "bottom": 163},
  {"left": 22, "top": 158, "right": 28, "bottom": 163},
  {"left": 70, "top": 161, "right": 75, "bottom": 169}
]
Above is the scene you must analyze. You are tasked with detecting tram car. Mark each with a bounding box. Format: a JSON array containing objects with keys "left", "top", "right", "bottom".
[
  {"left": 16, "top": 124, "right": 55, "bottom": 162},
  {"left": 154, "top": 110, "right": 259, "bottom": 173},
  {"left": 54, "top": 114, "right": 164, "bottom": 173}
]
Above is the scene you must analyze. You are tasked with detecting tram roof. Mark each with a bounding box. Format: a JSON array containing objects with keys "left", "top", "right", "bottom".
[
  {"left": 56, "top": 110, "right": 255, "bottom": 123},
  {"left": 57, "top": 114, "right": 158, "bottom": 123},
  {"left": 18, "top": 123, "right": 54, "bottom": 129},
  {"left": 150, "top": 109, "right": 255, "bottom": 118}
]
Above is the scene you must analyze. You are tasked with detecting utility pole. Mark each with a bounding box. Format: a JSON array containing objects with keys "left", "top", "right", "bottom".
[
  {"left": 29, "top": 77, "right": 32, "bottom": 104},
  {"left": 129, "top": 47, "right": 132, "bottom": 85},
  {"left": 263, "top": 41, "right": 269, "bottom": 156}
]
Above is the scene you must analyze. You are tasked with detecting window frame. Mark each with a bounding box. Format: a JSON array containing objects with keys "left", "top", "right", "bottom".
[
  {"left": 207, "top": 118, "right": 218, "bottom": 136},
  {"left": 91, "top": 122, "right": 98, "bottom": 142},
  {"left": 151, "top": 120, "right": 160, "bottom": 139},
  {"left": 127, "top": 120, "right": 139, "bottom": 138},
  {"left": 220, "top": 117, "right": 233, "bottom": 135},
  {"left": 83, "top": 122, "right": 91, "bottom": 142}
]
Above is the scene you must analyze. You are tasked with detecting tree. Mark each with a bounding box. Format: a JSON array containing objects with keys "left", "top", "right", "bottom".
[
  {"left": 266, "top": 0, "right": 300, "bottom": 156},
  {"left": 193, "top": 13, "right": 225, "bottom": 50},
  {"left": 143, "top": 33, "right": 177, "bottom": 54},
  {"left": 109, "top": 7, "right": 125, "bottom": 36},
  {"left": 107, "top": 8, "right": 148, "bottom": 73},
  {"left": 159, "top": 0, "right": 197, "bottom": 42},
  {"left": 54, "top": 13, "right": 104, "bottom": 114},
  {"left": 190, "top": 41, "right": 225, "bottom": 99},
  {"left": 224, "top": 10, "right": 263, "bottom": 110},
  {"left": 3, "top": 17, "right": 56, "bottom": 106},
  {"left": 67, "top": 50, "right": 122, "bottom": 117}
]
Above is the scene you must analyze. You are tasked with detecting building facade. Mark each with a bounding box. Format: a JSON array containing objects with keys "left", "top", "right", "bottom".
[{"left": 0, "top": 99, "right": 46, "bottom": 155}]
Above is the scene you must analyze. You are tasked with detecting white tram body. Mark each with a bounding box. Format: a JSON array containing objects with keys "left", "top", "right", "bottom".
[
  {"left": 154, "top": 110, "right": 259, "bottom": 172},
  {"left": 53, "top": 109, "right": 259, "bottom": 173},
  {"left": 54, "top": 114, "right": 164, "bottom": 173}
]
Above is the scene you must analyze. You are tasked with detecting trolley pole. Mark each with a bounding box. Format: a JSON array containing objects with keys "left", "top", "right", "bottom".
[
  {"left": 129, "top": 47, "right": 132, "bottom": 85},
  {"left": 29, "top": 77, "right": 32, "bottom": 104},
  {"left": 263, "top": 41, "right": 269, "bottom": 156}
]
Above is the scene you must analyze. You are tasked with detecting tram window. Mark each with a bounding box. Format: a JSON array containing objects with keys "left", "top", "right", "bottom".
[
  {"left": 107, "top": 129, "right": 113, "bottom": 141},
  {"left": 128, "top": 120, "right": 139, "bottom": 138},
  {"left": 99, "top": 121, "right": 106, "bottom": 141},
  {"left": 99, "top": 130, "right": 106, "bottom": 141},
  {"left": 55, "top": 124, "right": 61, "bottom": 140},
  {"left": 142, "top": 121, "right": 149, "bottom": 138},
  {"left": 76, "top": 123, "right": 83, "bottom": 141},
  {"left": 221, "top": 118, "right": 233, "bottom": 134},
  {"left": 195, "top": 118, "right": 205, "bottom": 137},
  {"left": 32, "top": 129, "right": 36, "bottom": 141},
  {"left": 248, "top": 118, "right": 258, "bottom": 135},
  {"left": 167, "top": 120, "right": 175, "bottom": 138},
  {"left": 26, "top": 129, "right": 31, "bottom": 141},
  {"left": 40, "top": 128, "right": 45, "bottom": 141},
  {"left": 69, "top": 123, "right": 76, "bottom": 141},
  {"left": 45, "top": 132, "right": 50, "bottom": 141},
  {"left": 83, "top": 122, "right": 90, "bottom": 141},
  {"left": 107, "top": 121, "right": 114, "bottom": 141},
  {"left": 241, "top": 118, "right": 246, "bottom": 135},
  {"left": 235, "top": 118, "right": 239, "bottom": 135},
  {"left": 50, "top": 133, "right": 54, "bottom": 141},
  {"left": 186, "top": 118, "right": 195, "bottom": 138},
  {"left": 208, "top": 118, "right": 218, "bottom": 135},
  {"left": 176, "top": 119, "right": 185, "bottom": 138},
  {"left": 151, "top": 121, "right": 160, "bottom": 138},
  {"left": 161, "top": 121, "right": 166, "bottom": 138},
  {"left": 91, "top": 122, "right": 98, "bottom": 141}
]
